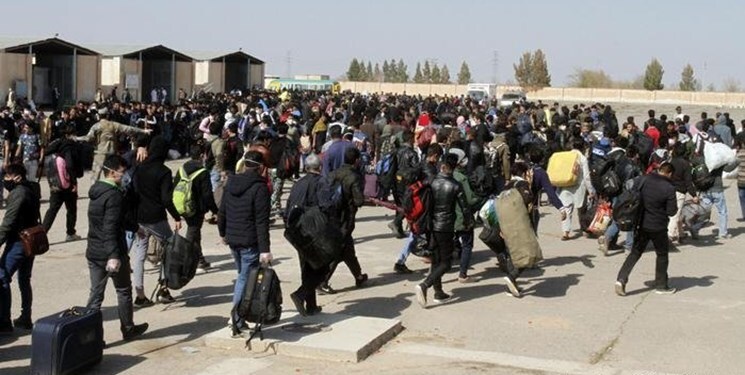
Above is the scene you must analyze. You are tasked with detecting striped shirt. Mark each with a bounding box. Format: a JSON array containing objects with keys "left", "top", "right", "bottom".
[{"left": 737, "top": 149, "right": 745, "bottom": 188}]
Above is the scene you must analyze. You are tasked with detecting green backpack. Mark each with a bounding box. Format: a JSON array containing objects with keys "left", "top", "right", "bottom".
[{"left": 172, "top": 167, "right": 206, "bottom": 218}]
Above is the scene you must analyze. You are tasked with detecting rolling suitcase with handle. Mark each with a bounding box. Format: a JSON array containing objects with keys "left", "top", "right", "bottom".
[{"left": 30, "top": 306, "right": 104, "bottom": 375}]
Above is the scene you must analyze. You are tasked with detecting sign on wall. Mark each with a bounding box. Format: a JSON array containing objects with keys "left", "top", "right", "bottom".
[{"left": 125, "top": 74, "right": 140, "bottom": 89}]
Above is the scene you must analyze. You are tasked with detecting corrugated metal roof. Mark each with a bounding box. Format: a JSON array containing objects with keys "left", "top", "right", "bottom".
[
  {"left": 185, "top": 50, "right": 264, "bottom": 64},
  {"left": 87, "top": 44, "right": 155, "bottom": 57},
  {"left": 0, "top": 36, "right": 99, "bottom": 55}
]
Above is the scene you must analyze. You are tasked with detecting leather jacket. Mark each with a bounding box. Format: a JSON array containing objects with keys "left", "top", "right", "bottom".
[
  {"left": 395, "top": 144, "right": 420, "bottom": 185},
  {"left": 430, "top": 172, "right": 471, "bottom": 232}
]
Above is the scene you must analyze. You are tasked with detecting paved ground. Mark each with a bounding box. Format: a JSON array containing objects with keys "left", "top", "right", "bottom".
[{"left": 1, "top": 158, "right": 744, "bottom": 374}]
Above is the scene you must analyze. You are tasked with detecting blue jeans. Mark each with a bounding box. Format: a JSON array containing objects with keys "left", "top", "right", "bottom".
[
  {"left": 210, "top": 169, "right": 221, "bottom": 192},
  {"left": 605, "top": 221, "right": 634, "bottom": 250},
  {"left": 0, "top": 241, "right": 34, "bottom": 325},
  {"left": 701, "top": 191, "right": 728, "bottom": 237},
  {"left": 457, "top": 230, "right": 474, "bottom": 277},
  {"left": 230, "top": 246, "right": 260, "bottom": 328},
  {"left": 396, "top": 234, "right": 415, "bottom": 265},
  {"left": 738, "top": 187, "right": 745, "bottom": 220}
]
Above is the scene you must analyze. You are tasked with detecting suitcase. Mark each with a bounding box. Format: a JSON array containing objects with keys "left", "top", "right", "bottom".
[
  {"left": 547, "top": 151, "right": 580, "bottom": 188},
  {"left": 31, "top": 306, "right": 104, "bottom": 375},
  {"left": 364, "top": 173, "right": 379, "bottom": 198}
]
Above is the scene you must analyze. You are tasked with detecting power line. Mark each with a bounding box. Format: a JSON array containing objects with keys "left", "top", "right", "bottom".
[{"left": 492, "top": 51, "right": 499, "bottom": 84}]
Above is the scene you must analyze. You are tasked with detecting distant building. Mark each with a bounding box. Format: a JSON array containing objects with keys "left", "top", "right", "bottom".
[{"left": 191, "top": 50, "right": 265, "bottom": 92}]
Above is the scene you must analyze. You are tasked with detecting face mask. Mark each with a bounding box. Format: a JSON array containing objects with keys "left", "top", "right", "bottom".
[
  {"left": 3, "top": 179, "right": 18, "bottom": 192},
  {"left": 120, "top": 173, "right": 132, "bottom": 188}
]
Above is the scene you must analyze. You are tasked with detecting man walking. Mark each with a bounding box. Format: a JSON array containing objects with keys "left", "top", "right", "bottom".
[
  {"left": 86, "top": 155, "right": 148, "bottom": 340},
  {"left": 43, "top": 125, "right": 84, "bottom": 242},
  {"left": 616, "top": 163, "right": 678, "bottom": 296}
]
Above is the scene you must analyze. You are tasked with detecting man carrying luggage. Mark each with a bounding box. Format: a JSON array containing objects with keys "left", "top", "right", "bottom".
[
  {"left": 0, "top": 164, "right": 41, "bottom": 334},
  {"left": 86, "top": 155, "right": 148, "bottom": 340},
  {"left": 218, "top": 151, "right": 273, "bottom": 337}
]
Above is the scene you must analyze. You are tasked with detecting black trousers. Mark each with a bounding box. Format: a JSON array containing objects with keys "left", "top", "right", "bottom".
[
  {"left": 392, "top": 184, "right": 406, "bottom": 229},
  {"left": 423, "top": 232, "right": 455, "bottom": 293},
  {"left": 616, "top": 229, "right": 669, "bottom": 289},
  {"left": 484, "top": 228, "right": 520, "bottom": 280},
  {"left": 185, "top": 217, "right": 205, "bottom": 259},
  {"left": 295, "top": 261, "right": 329, "bottom": 309},
  {"left": 43, "top": 189, "right": 78, "bottom": 236},
  {"left": 86, "top": 258, "right": 135, "bottom": 332},
  {"left": 325, "top": 236, "right": 362, "bottom": 284}
]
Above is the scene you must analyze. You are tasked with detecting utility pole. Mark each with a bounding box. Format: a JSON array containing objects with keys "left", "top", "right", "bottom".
[
  {"left": 492, "top": 50, "right": 499, "bottom": 84},
  {"left": 285, "top": 50, "right": 293, "bottom": 79}
]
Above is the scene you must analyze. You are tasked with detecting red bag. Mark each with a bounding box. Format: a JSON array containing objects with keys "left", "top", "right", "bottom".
[
  {"left": 402, "top": 181, "right": 431, "bottom": 234},
  {"left": 589, "top": 202, "right": 612, "bottom": 234}
]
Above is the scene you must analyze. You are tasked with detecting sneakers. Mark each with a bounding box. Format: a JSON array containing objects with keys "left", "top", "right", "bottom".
[
  {"left": 503, "top": 276, "right": 521, "bottom": 298},
  {"left": 433, "top": 292, "right": 451, "bottom": 304},
  {"left": 458, "top": 275, "right": 475, "bottom": 284},
  {"left": 122, "top": 323, "right": 149, "bottom": 341},
  {"left": 0, "top": 323, "right": 12, "bottom": 336},
  {"left": 615, "top": 281, "right": 626, "bottom": 296},
  {"left": 689, "top": 230, "right": 700, "bottom": 240},
  {"left": 597, "top": 235, "right": 608, "bottom": 256},
  {"left": 719, "top": 233, "right": 733, "bottom": 240},
  {"left": 306, "top": 306, "right": 322, "bottom": 316},
  {"left": 13, "top": 316, "right": 33, "bottom": 330},
  {"left": 415, "top": 283, "right": 427, "bottom": 308},
  {"left": 156, "top": 288, "right": 175, "bottom": 304},
  {"left": 655, "top": 287, "right": 677, "bottom": 295},
  {"left": 197, "top": 258, "right": 211, "bottom": 270},
  {"left": 387, "top": 222, "right": 406, "bottom": 239},
  {"left": 316, "top": 283, "right": 336, "bottom": 295},
  {"left": 134, "top": 296, "right": 154, "bottom": 308},
  {"left": 65, "top": 234, "right": 82, "bottom": 242},
  {"left": 290, "top": 292, "right": 307, "bottom": 316},
  {"left": 394, "top": 263, "right": 413, "bottom": 274},
  {"left": 355, "top": 274, "right": 369, "bottom": 288}
]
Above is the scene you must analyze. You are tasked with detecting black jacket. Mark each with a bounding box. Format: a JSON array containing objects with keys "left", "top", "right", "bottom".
[
  {"left": 430, "top": 172, "right": 470, "bottom": 232},
  {"left": 217, "top": 170, "right": 271, "bottom": 253},
  {"left": 134, "top": 137, "right": 181, "bottom": 224},
  {"left": 395, "top": 144, "right": 420, "bottom": 186},
  {"left": 329, "top": 164, "right": 365, "bottom": 237},
  {"left": 286, "top": 173, "right": 324, "bottom": 212},
  {"left": 46, "top": 138, "right": 84, "bottom": 185},
  {"left": 87, "top": 180, "right": 127, "bottom": 261},
  {"left": 669, "top": 157, "right": 696, "bottom": 196},
  {"left": 0, "top": 181, "right": 41, "bottom": 246},
  {"left": 640, "top": 173, "right": 677, "bottom": 232},
  {"left": 174, "top": 160, "right": 217, "bottom": 222}
]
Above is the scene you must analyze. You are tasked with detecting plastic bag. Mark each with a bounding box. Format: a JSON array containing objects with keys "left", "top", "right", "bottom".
[
  {"left": 479, "top": 199, "right": 498, "bottom": 227},
  {"left": 704, "top": 142, "right": 736, "bottom": 172},
  {"left": 589, "top": 202, "right": 612, "bottom": 234}
]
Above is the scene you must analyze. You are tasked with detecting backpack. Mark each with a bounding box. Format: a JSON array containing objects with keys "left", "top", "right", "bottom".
[
  {"left": 691, "top": 159, "right": 715, "bottom": 191},
  {"left": 635, "top": 133, "right": 654, "bottom": 159},
  {"left": 401, "top": 181, "right": 432, "bottom": 235},
  {"left": 590, "top": 157, "right": 621, "bottom": 198},
  {"left": 44, "top": 154, "right": 64, "bottom": 192},
  {"left": 485, "top": 142, "right": 507, "bottom": 179},
  {"left": 276, "top": 143, "right": 300, "bottom": 179},
  {"left": 161, "top": 233, "right": 198, "bottom": 290},
  {"left": 317, "top": 175, "right": 344, "bottom": 212},
  {"left": 172, "top": 167, "right": 206, "bottom": 218},
  {"left": 469, "top": 165, "right": 494, "bottom": 197},
  {"left": 612, "top": 176, "right": 646, "bottom": 231},
  {"left": 235, "top": 266, "right": 283, "bottom": 346},
  {"left": 516, "top": 114, "right": 532, "bottom": 135}
]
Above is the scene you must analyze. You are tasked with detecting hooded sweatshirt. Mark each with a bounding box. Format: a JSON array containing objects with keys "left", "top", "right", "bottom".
[
  {"left": 87, "top": 180, "right": 126, "bottom": 261},
  {"left": 217, "top": 170, "right": 271, "bottom": 252},
  {"left": 134, "top": 136, "right": 181, "bottom": 224}
]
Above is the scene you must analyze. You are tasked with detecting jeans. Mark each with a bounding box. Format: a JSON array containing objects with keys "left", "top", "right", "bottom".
[
  {"left": 210, "top": 168, "right": 221, "bottom": 192},
  {"left": 617, "top": 229, "right": 670, "bottom": 290},
  {"left": 24, "top": 159, "right": 39, "bottom": 181},
  {"left": 395, "top": 233, "right": 415, "bottom": 265},
  {"left": 423, "top": 232, "right": 454, "bottom": 293},
  {"left": 230, "top": 246, "right": 260, "bottom": 327},
  {"left": 132, "top": 221, "right": 173, "bottom": 292},
  {"left": 456, "top": 230, "right": 474, "bottom": 277},
  {"left": 269, "top": 168, "right": 286, "bottom": 213},
  {"left": 700, "top": 190, "right": 728, "bottom": 237},
  {"left": 86, "top": 258, "right": 135, "bottom": 332},
  {"left": 738, "top": 187, "right": 745, "bottom": 220},
  {"left": 43, "top": 189, "right": 78, "bottom": 236},
  {"left": 604, "top": 196, "right": 633, "bottom": 250},
  {"left": 0, "top": 241, "right": 34, "bottom": 325}
]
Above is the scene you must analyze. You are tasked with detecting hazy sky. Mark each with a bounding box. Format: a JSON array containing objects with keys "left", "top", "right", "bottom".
[{"left": 5, "top": 0, "right": 743, "bottom": 88}]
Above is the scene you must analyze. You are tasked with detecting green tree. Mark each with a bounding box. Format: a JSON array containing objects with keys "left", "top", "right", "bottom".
[
  {"left": 457, "top": 61, "right": 472, "bottom": 84},
  {"left": 431, "top": 63, "right": 442, "bottom": 84},
  {"left": 382, "top": 60, "right": 391, "bottom": 82},
  {"left": 366, "top": 62, "right": 374, "bottom": 82},
  {"left": 643, "top": 58, "right": 665, "bottom": 91},
  {"left": 389, "top": 59, "right": 398, "bottom": 82},
  {"left": 568, "top": 68, "right": 614, "bottom": 88},
  {"left": 422, "top": 61, "right": 432, "bottom": 83},
  {"left": 373, "top": 63, "right": 382, "bottom": 82},
  {"left": 357, "top": 60, "right": 368, "bottom": 81},
  {"left": 346, "top": 58, "right": 361, "bottom": 81},
  {"left": 413, "top": 62, "right": 425, "bottom": 83},
  {"left": 395, "top": 59, "right": 408, "bottom": 83},
  {"left": 440, "top": 64, "right": 451, "bottom": 84},
  {"left": 514, "top": 49, "right": 551, "bottom": 90},
  {"left": 679, "top": 64, "right": 698, "bottom": 91}
]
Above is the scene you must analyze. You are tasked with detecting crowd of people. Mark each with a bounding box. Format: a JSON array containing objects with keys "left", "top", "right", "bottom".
[{"left": 0, "top": 87, "right": 744, "bottom": 340}]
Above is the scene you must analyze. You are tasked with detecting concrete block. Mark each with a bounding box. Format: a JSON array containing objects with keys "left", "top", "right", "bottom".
[{"left": 204, "top": 313, "right": 403, "bottom": 362}]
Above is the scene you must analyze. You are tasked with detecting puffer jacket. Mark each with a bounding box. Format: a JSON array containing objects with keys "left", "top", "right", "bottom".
[
  {"left": 87, "top": 180, "right": 127, "bottom": 261},
  {"left": 430, "top": 172, "right": 471, "bottom": 233},
  {"left": 217, "top": 170, "right": 271, "bottom": 252}
]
